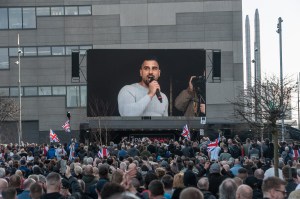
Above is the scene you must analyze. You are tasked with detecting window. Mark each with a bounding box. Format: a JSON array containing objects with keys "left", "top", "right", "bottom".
[
  {"left": 38, "top": 47, "right": 51, "bottom": 56},
  {"left": 38, "top": 87, "right": 51, "bottom": 96},
  {"left": 79, "top": 6, "right": 91, "bottom": 15},
  {"left": 0, "top": 8, "right": 8, "bottom": 29},
  {"left": 79, "top": 46, "right": 92, "bottom": 55},
  {"left": 24, "top": 87, "right": 37, "bottom": 96},
  {"left": 36, "top": 7, "right": 50, "bottom": 16},
  {"left": 10, "top": 87, "right": 22, "bottom": 97},
  {"left": 0, "top": 48, "right": 9, "bottom": 69},
  {"left": 66, "top": 46, "right": 79, "bottom": 55},
  {"left": 0, "top": 88, "right": 9, "bottom": 96},
  {"left": 23, "top": 47, "right": 37, "bottom": 56},
  {"left": 52, "top": 46, "right": 65, "bottom": 56},
  {"left": 51, "top": 7, "right": 64, "bottom": 16},
  {"left": 80, "top": 86, "right": 87, "bottom": 106},
  {"left": 65, "top": 6, "right": 78, "bottom": 15},
  {"left": 53, "top": 86, "right": 66, "bottom": 95},
  {"left": 23, "top": 7, "right": 36, "bottom": 28},
  {"left": 9, "top": 48, "right": 20, "bottom": 57},
  {"left": 9, "top": 8, "right": 22, "bottom": 29},
  {"left": 67, "top": 86, "right": 80, "bottom": 107}
]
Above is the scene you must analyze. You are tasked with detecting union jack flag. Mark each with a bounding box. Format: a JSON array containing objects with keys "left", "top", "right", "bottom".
[
  {"left": 50, "top": 129, "right": 60, "bottom": 143},
  {"left": 207, "top": 134, "right": 220, "bottom": 152},
  {"left": 181, "top": 124, "right": 190, "bottom": 140},
  {"left": 62, "top": 120, "right": 71, "bottom": 132},
  {"left": 98, "top": 147, "right": 109, "bottom": 158}
]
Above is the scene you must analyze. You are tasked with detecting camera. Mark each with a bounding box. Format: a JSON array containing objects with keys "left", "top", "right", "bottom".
[{"left": 191, "top": 76, "right": 205, "bottom": 94}]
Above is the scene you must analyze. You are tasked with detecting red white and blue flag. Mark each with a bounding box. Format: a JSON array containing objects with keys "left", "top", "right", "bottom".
[
  {"left": 62, "top": 120, "right": 71, "bottom": 132},
  {"left": 181, "top": 124, "right": 190, "bottom": 140},
  {"left": 50, "top": 129, "right": 60, "bottom": 143},
  {"left": 98, "top": 147, "right": 109, "bottom": 158},
  {"left": 207, "top": 134, "right": 220, "bottom": 152}
]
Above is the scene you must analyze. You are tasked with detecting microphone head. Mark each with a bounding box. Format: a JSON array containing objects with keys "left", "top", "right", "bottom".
[{"left": 148, "top": 75, "right": 155, "bottom": 82}]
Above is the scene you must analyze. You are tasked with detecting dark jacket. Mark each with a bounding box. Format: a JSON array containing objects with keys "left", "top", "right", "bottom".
[{"left": 208, "top": 173, "right": 227, "bottom": 197}]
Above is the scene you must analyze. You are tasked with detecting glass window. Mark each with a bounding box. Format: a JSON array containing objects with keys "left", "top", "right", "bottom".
[
  {"left": 79, "top": 46, "right": 92, "bottom": 55},
  {"left": 9, "top": 8, "right": 22, "bottom": 29},
  {"left": 52, "top": 46, "right": 65, "bottom": 56},
  {"left": 0, "top": 8, "right": 8, "bottom": 29},
  {"left": 24, "top": 87, "right": 37, "bottom": 96},
  {"left": 38, "top": 47, "right": 51, "bottom": 56},
  {"left": 23, "top": 47, "right": 37, "bottom": 56},
  {"left": 0, "top": 88, "right": 9, "bottom": 96},
  {"left": 23, "top": 7, "right": 36, "bottom": 28},
  {"left": 36, "top": 7, "right": 50, "bottom": 16},
  {"left": 51, "top": 7, "right": 64, "bottom": 16},
  {"left": 38, "top": 86, "right": 51, "bottom": 96},
  {"left": 80, "top": 86, "right": 87, "bottom": 107},
  {"left": 10, "top": 87, "right": 22, "bottom": 97},
  {"left": 66, "top": 46, "right": 79, "bottom": 55},
  {"left": 0, "top": 48, "right": 9, "bottom": 69},
  {"left": 65, "top": 6, "right": 78, "bottom": 15},
  {"left": 53, "top": 86, "right": 66, "bottom": 95},
  {"left": 79, "top": 6, "right": 91, "bottom": 15},
  {"left": 9, "top": 48, "right": 19, "bottom": 57},
  {"left": 67, "top": 86, "right": 80, "bottom": 107}
]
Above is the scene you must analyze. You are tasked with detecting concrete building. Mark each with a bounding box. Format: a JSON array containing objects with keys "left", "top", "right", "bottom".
[{"left": 0, "top": 0, "right": 243, "bottom": 143}]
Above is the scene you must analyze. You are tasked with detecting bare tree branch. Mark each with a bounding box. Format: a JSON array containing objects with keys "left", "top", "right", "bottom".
[
  {"left": 229, "top": 75, "right": 297, "bottom": 177},
  {"left": 0, "top": 97, "right": 19, "bottom": 127}
]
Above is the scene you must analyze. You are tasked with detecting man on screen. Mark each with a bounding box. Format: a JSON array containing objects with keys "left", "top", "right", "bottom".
[
  {"left": 118, "top": 57, "right": 168, "bottom": 116},
  {"left": 175, "top": 76, "right": 205, "bottom": 117}
]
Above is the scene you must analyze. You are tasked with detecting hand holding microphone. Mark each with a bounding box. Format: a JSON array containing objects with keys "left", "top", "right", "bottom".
[{"left": 148, "top": 75, "right": 162, "bottom": 103}]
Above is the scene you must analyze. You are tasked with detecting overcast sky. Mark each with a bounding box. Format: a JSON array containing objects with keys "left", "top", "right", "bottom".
[
  {"left": 242, "top": 0, "right": 300, "bottom": 121},
  {"left": 242, "top": 0, "right": 300, "bottom": 79}
]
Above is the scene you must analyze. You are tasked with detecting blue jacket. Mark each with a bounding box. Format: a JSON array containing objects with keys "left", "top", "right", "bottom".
[{"left": 47, "top": 148, "right": 56, "bottom": 159}]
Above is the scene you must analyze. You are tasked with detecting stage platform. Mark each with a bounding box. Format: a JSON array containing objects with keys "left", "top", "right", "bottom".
[{"left": 88, "top": 116, "right": 207, "bottom": 130}]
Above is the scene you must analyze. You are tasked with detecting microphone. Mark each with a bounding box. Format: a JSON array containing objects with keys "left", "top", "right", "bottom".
[{"left": 148, "top": 75, "right": 162, "bottom": 103}]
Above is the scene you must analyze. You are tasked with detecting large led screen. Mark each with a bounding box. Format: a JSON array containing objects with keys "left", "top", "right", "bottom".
[{"left": 87, "top": 49, "right": 206, "bottom": 117}]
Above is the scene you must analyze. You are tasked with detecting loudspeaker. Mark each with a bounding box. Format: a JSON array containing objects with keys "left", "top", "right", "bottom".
[
  {"left": 212, "top": 51, "right": 221, "bottom": 78},
  {"left": 72, "top": 51, "right": 79, "bottom": 78}
]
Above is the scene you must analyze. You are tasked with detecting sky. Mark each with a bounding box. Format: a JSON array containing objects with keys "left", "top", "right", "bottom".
[
  {"left": 242, "top": 0, "right": 300, "bottom": 78},
  {"left": 242, "top": 0, "right": 300, "bottom": 122}
]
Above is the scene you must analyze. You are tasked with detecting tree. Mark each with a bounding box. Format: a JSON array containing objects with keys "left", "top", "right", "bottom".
[
  {"left": 231, "top": 75, "right": 297, "bottom": 177},
  {"left": 0, "top": 97, "right": 19, "bottom": 126},
  {"left": 88, "top": 97, "right": 116, "bottom": 145}
]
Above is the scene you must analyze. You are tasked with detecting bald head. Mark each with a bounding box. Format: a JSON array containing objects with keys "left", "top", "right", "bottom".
[
  {"left": 0, "top": 178, "right": 8, "bottom": 192},
  {"left": 236, "top": 185, "right": 253, "bottom": 199},
  {"left": 23, "top": 178, "right": 36, "bottom": 190},
  {"left": 254, "top": 168, "right": 264, "bottom": 180}
]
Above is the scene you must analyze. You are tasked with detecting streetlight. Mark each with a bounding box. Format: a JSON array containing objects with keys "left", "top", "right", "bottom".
[
  {"left": 252, "top": 58, "right": 257, "bottom": 122},
  {"left": 277, "top": 17, "right": 284, "bottom": 141},
  {"left": 16, "top": 34, "right": 22, "bottom": 145},
  {"left": 252, "top": 46, "right": 258, "bottom": 123}
]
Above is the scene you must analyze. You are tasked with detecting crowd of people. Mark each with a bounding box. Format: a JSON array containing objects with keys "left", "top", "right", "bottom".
[{"left": 0, "top": 135, "right": 299, "bottom": 199}]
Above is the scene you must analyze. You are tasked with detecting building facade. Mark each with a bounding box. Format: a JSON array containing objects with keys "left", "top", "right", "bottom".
[{"left": 0, "top": 0, "right": 243, "bottom": 143}]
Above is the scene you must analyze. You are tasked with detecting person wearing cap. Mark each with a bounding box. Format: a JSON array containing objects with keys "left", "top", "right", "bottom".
[{"left": 208, "top": 163, "right": 227, "bottom": 198}]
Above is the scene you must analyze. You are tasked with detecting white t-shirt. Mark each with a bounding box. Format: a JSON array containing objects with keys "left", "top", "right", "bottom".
[{"left": 210, "top": 146, "right": 221, "bottom": 161}]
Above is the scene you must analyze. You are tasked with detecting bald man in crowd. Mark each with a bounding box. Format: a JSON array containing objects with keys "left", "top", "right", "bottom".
[
  {"left": 0, "top": 178, "right": 8, "bottom": 199},
  {"left": 236, "top": 185, "right": 253, "bottom": 199}
]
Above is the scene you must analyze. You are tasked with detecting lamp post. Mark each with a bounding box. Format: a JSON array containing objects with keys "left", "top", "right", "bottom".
[
  {"left": 252, "top": 58, "right": 257, "bottom": 123},
  {"left": 277, "top": 17, "right": 284, "bottom": 141},
  {"left": 16, "top": 34, "right": 22, "bottom": 145}
]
